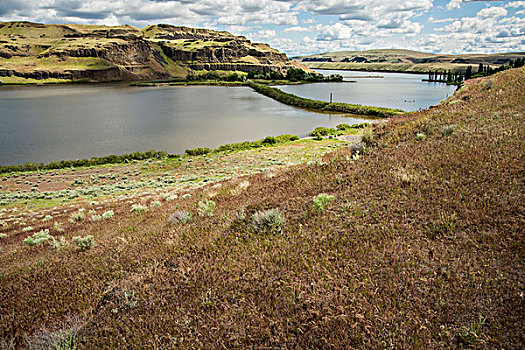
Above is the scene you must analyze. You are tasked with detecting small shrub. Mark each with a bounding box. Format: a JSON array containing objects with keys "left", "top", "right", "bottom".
[
  {"left": 24, "top": 316, "right": 82, "bottom": 350},
  {"left": 309, "top": 126, "right": 334, "bottom": 137},
  {"left": 0, "top": 233, "right": 7, "bottom": 240},
  {"left": 150, "top": 200, "right": 161, "bottom": 208},
  {"left": 50, "top": 236, "right": 69, "bottom": 252},
  {"left": 441, "top": 124, "right": 457, "bottom": 137},
  {"left": 131, "top": 204, "right": 148, "bottom": 213},
  {"left": 168, "top": 211, "right": 192, "bottom": 225},
  {"left": 101, "top": 210, "right": 114, "bottom": 220},
  {"left": 72, "top": 235, "right": 95, "bottom": 251},
  {"left": 90, "top": 214, "right": 102, "bottom": 221},
  {"left": 22, "top": 226, "right": 34, "bottom": 232},
  {"left": 352, "top": 151, "right": 360, "bottom": 161},
  {"left": 252, "top": 208, "right": 286, "bottom": 234},
  {"left": 313, "top": 131, "right": 323, "bottom": 141},
  {"left": 313, "top": 193, "right": 335, "bottom": 211},
  {"left": 53, "top": 222, "right": 64, "bottom": 232},
  {"left": 42, "top": 215, "right": 53, "bottom": 222},
  {"left": 457, "top": 314, "right": 486, "bottom": 347},
  {"left": 198, "top": 198, "right": 216, "bottom": 217},
  {"left": 261, "top": 136, "right": 276, "bottom": 145},
  {"left": 361, "top": 127, "right": 375, "bottom": 146},
  {"left": 416, "top": 133, "right": 427, "bottom": 141},
  {"left": 68, "top": 211, "right": 85, "bottom": 223},
  {"left": 23, "top": 229, "right": 52, "bottom": 246}
]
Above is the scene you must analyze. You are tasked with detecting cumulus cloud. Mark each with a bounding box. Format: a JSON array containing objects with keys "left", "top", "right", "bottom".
[
  {"left": 0, "top": 0, "right": 522, "bottom": 56},
  {"left": 506, "top": 1, "right": 525, "bottom": 8},
  {"left": 477, "top": 6, "right": 508, "bottom": 18},
  {"left": 447, "top": 0, "right": 463, "bottom": 10}
]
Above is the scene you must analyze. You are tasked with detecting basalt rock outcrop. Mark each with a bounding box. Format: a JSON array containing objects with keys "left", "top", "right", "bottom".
[{"left": 0, "top": 21, "right": 299, "bottom": 83}]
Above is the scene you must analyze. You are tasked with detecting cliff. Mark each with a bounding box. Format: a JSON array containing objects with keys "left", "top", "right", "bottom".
[
  {"left": 0, "top": 21, "right": 299, "bottom": 83},
  {"left": 294, "top": 49, "right": 524, "bottom": 73}
]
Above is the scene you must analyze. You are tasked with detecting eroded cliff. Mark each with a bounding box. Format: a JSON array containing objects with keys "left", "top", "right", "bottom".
[{"left": 0, "top": 21, "right": 298, "bottom": 83}]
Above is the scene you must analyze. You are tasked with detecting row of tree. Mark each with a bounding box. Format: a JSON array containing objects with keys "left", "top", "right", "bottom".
[{"left": 427, "top": 57, "right": 524, "bottom": 84}]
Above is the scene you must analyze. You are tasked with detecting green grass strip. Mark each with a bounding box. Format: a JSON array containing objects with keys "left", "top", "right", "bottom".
[{"left": 248, "top": 82, "right": 404, "bottom": 117}]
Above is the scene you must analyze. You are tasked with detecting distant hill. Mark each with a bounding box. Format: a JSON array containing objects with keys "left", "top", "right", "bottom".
[
  {"left": 294, "top": 49, "right": 525, "bottom": 73},
  {"left": 0, "top": 21, "right": 301, "bottom": 83}
]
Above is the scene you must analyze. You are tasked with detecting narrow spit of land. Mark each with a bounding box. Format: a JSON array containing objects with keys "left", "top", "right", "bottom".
[{"left": 0, "top": 68, "right": 523, "bottom": 349}]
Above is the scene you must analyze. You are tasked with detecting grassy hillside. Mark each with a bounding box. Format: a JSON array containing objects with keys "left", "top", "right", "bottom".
[
  {"left": 295, "top": 49, "right": 524, "bottom": 73},
  {"left": 0, "top": 68, "right": 523, "bottom": 348}
]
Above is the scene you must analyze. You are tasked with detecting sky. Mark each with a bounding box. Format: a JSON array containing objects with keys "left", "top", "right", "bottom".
[{"left": 0, "top": 0, "right": 524, "bottom": 56}]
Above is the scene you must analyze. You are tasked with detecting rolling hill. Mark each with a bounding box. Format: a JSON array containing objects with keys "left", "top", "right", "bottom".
[{"left": 294, "top": 49, "right": 524, "bottom": 73}]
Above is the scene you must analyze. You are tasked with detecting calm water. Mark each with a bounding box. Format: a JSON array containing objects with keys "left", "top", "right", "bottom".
[
  {"left": 0, "top": 85, "right": 364, "bottom": 165},
  {"left": 278, "top": 69, "right": 457, "bottom": 111},
  {"left": 0, "top": 72, "right": 456, "bottom": 165}
]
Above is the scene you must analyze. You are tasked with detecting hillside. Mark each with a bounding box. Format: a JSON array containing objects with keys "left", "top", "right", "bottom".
[
  {"left": 294, "top": 49, "right": 524, "bottom": 73},
  {"left": 0, "top": 67, "right": 524, "bottom": 348},
  {"left": 0, "top": 21, "right": 300, "bottom": 83}
]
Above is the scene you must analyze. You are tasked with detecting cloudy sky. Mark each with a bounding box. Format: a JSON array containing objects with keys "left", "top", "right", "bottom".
[{"left": 1, "top": 0, "right": 524, "bottom": 56}]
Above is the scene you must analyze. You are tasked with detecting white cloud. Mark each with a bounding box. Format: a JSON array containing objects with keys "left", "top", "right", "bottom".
[
  {"left": 283, "top": 26, "right": 310, "bottom": 33},
  {"left": 477, "top": 7, "right": 508, "bottom": 18},
  {"left": 255, "top": 29, "right": 276, "bottom": 40},
  {"left": 506, "top": 1, "right": 525, "bottom": 8},
  {"left": 447, "top": 0, "right": 462, "bottom": 10}
]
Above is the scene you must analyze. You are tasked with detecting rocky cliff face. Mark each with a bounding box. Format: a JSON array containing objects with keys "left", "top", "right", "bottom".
[{"left": 0, "top": 21, "right": 298, "bottom": 83}]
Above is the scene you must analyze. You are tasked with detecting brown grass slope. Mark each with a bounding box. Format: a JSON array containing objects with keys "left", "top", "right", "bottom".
[{"left": 0, "top": 68, "right": 524, "bottom": 348}]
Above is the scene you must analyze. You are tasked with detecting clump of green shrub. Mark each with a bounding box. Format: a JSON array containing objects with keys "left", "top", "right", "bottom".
[
  {"left": 168, "top": 211, "right": 192, "bottom": 225},
  {"left": 185, "top": 134, "right": 299, "bottom": 156},
  {"left": 0, "top": 233, "right": 7, "bottom": 240},
  {"left": 441, "top": 124, "right": 457, "bottom": 137},
  {"left": 68, "top": 210, "right": 85, "bottom": 223},
  {"left": 309, "top": 127, "right": 335, "bottom": 137},
  {"left": 313, "top": 193, "right": 335, "bottom": 211},
  {"left": 150, "top": 200, "right": 161, "bottom": 208},
  {"left": 416, "top": 133, "right": 427, "bottom": 141},
  {"left": 53, "top": 222, "right": 64, "bottom": 232},
  {"left": 102, "top": 210, "right": 114, "bottom": 220},
  {"left": 361, "top": 127, "right": 375, "bottom": 147},
  {"left": 0, "top": 150, "right": 167, "bottom": 174},
  {"left": 50, "top": 236, "right": 69, "bottom": 252},
  {"left": 198, "top": 198, "right": 216, "bottom": 217},
  {"left": 252, "top": 208, "right": 286, "bottom": 234},
  {"left": 72, "top": 235, "right": 95, "bottom": 251},
  {"left": 24, "top": 316, "right": 83, "bottom": 350},
  {"left": 23, "top": 229, "right": 52, "bottom": 246},
  {"left": 185, "top": 147, "right": 211, "bottom": 156},
  {"left": 131, "top": 204, "right": 148, "bottom": 213}
]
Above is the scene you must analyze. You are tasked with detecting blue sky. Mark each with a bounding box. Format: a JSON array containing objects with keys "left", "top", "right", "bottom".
[{"left": 1, "top": 0, "right": 523, "bottom": 56}]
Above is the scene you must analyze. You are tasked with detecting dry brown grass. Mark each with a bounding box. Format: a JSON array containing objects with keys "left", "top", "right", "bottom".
[{"left": 0, "top": 68, "right": 524, "bottom": 349}]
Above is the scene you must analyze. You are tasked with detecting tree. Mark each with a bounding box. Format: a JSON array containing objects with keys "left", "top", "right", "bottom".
[{"left": 465, "top": 65, "right": 472, "bottom": 80}]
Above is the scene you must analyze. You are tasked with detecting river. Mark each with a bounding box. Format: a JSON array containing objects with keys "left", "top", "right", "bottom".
[{"left": 0, "top": 71, "right": 455, "bottom": 165}]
